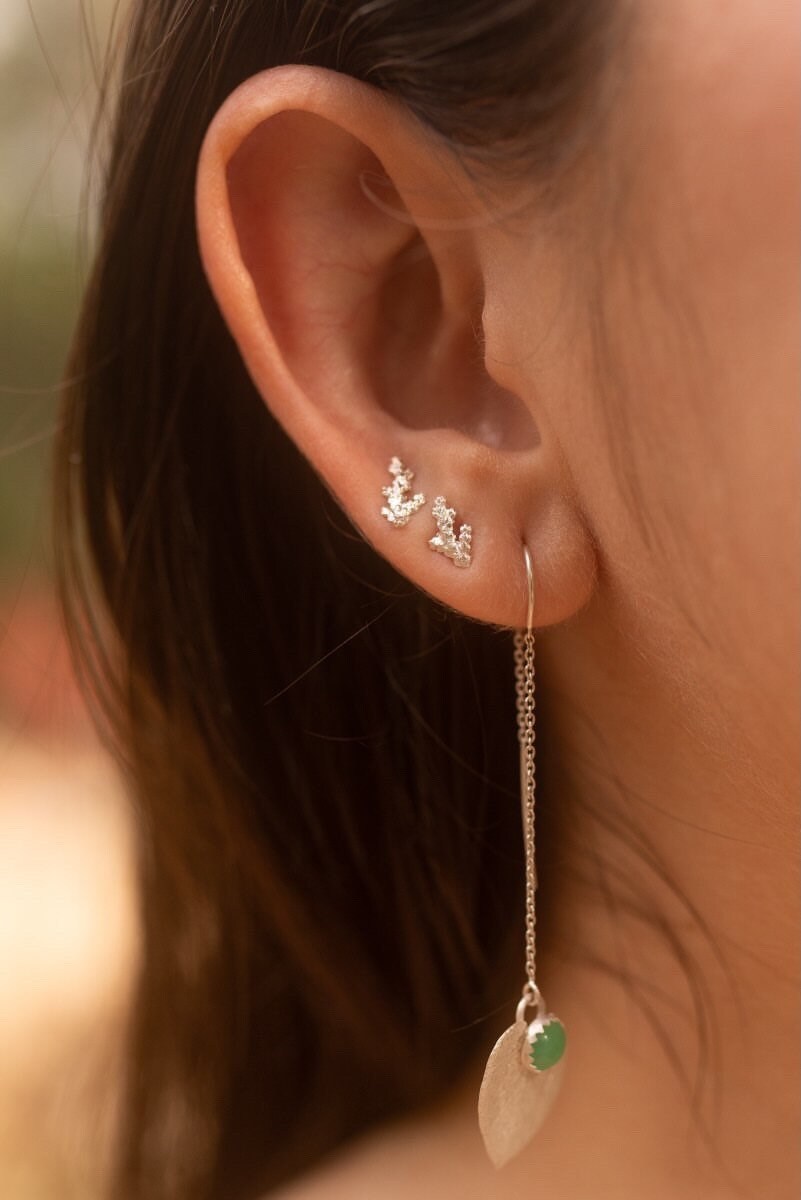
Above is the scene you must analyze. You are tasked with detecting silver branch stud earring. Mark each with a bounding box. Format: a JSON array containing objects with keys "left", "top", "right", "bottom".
[
  {"left": 428, "top": 495, "right": 472, "bottom": 568},
  {"left": 380, "top": 456, "right": 426, "bottom": 526}
]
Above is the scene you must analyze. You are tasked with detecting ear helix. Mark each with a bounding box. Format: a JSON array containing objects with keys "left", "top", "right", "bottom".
[{"left": 379, "top": 455, "right": 472, "bottom": 568}]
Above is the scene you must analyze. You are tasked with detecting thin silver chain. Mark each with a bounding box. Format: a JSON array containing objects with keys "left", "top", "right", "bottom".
[{"left": 513, "top": 620, "right": 537, "bottom": 989}]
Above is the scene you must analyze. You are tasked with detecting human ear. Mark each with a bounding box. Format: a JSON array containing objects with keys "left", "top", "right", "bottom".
[{"left": 195, "top": 64, "right": 597, "bottom": 627}]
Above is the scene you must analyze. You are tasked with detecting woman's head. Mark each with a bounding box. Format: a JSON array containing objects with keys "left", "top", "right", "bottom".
[{"left": 54, "top": 2, "right": 798, "bottom": 1198}]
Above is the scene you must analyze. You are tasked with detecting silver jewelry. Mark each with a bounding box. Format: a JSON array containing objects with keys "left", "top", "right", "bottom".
[
  {"left": 380, "top": 456, "right": 426, "bottom": 526},
  {"left": 477, "top": 542, "right": 567, "bottom": 1167},
  {"left": 428, "top": 495, "right": 472, "bottom": 568}
]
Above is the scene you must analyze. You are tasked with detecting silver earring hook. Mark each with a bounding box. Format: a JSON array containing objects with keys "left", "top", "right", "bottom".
[{"left": 522, "top": 542, "right": 535, "bottom": 631}]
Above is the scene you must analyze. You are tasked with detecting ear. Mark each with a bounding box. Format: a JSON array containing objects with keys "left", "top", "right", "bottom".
[{"left": 195, "top": 64, "right": 597, "bottom": 628}]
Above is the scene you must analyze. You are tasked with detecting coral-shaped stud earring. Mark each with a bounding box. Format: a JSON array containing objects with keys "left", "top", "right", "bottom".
[
  {"left": 428, "top": 495, "right": 472, "bottom": 568},
  {"left": 380, "top": 456, "right": 426, "bottom": 526}
]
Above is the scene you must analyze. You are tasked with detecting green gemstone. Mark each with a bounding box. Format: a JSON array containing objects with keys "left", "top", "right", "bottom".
[{"left": 529, "top": 1018, "right": 566, "bottom": 1070}]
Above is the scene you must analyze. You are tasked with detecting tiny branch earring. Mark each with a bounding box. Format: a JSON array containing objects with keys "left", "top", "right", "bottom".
[
  {"left": 380, "top": 456, "right": 426, "bottom": 526},
  {"left": 428, "top": 495, "right": 472, "bottom": 568},
  {"left": 477, "top": 542, "right": 567, "bottom": 1168}
]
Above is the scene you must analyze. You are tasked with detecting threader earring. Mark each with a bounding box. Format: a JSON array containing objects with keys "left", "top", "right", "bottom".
[{"left": 477, "top": 541, "right": 567, "bottom": 1168}]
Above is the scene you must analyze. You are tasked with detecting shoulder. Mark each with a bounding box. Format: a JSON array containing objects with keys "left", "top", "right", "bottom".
[
  {"left": 263, "top": 1066, "right": 498, "bottom": 1200},
  {"left": 265, "top": 1124, "right": 408, "bottom": 1200}
]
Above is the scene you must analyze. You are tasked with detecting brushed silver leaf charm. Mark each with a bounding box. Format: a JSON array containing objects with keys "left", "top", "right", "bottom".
[{"left": 478, "top": 998, "right": 566, "bottom": 1168}]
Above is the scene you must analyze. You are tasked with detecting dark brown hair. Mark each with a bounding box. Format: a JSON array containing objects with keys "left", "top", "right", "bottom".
[{"left": 53, "top": 3, "right": 724, "bottom": 1199}]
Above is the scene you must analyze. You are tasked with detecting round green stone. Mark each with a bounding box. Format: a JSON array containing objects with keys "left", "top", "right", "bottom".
[{"left": 529, "top": 1018, "right": 566, "bottom": 1070}]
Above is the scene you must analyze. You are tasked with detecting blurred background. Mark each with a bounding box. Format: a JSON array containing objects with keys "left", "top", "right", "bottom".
[{"left": 1, "top": 2, "right": 138, "bottom": 1195}]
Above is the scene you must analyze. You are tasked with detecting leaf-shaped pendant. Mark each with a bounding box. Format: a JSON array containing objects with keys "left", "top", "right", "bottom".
[{"left": 478, "top": 995, "right": 566, "bottom": 1168}]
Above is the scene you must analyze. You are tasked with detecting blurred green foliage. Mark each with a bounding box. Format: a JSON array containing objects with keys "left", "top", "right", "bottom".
[
  {"left": 0, "top": 0, "right": 113, "bottom": 575},
  {"left": 0, "top": 237, "right": 80, "bottom": 572}
]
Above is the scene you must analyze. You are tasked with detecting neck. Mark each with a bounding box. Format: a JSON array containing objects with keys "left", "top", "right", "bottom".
[
  {"left": 385, "top": 599, "right": 798, "bottom": 1200},
  {"left": 501, "top": 599, "right": 798, "bottom": 1198}
]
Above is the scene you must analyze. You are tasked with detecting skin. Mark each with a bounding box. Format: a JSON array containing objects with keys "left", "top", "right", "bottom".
[{"left": 195, "top": 2, "right": 799, "bottom": 1197}]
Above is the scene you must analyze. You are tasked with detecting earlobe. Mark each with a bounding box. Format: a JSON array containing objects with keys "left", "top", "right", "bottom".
[{"left": 195, "top": 63, "right": 598, "bottom": 630}]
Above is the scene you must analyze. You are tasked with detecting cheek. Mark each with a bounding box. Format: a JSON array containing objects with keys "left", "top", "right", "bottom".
[
  {"left": 567, "top": 0, "right": 799, "bottom": 730},
  {"left": 656, "top": 0, "right": 800, "bottom": 503}
]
